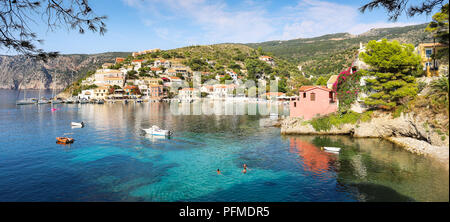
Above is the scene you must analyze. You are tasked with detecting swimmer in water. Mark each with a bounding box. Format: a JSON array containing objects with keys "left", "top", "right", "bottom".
[
  {"left": 242, "top": 164, "right": 247, "bottom": 174},
  {"left": 217, "top": 169, "right": 221, "bottom": 175}
]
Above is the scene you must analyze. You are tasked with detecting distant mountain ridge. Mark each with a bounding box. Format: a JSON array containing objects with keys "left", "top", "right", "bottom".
[
  {"left": 245, "top": 23, "right": 433, "bottom": 76},
  {"left": 0, "top": 52, "right": 130, "bottom": 90}
]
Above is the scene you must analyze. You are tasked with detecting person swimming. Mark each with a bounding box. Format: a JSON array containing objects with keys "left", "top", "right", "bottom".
[
  {"left": 242, "top": 164, "right": 248, "bottom": 174},
  {"left": 217, "top": 169, "right": 221, "bottom": 175}
]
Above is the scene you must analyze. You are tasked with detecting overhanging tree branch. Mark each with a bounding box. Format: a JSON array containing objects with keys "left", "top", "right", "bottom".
[{"left": 0, "top": 0, "right": 107, "bottom": 62}]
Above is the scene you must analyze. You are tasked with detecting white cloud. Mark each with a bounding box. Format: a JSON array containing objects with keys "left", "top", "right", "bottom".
[{"left": 122, "top": 0, "right": 421, "bottom": 45}]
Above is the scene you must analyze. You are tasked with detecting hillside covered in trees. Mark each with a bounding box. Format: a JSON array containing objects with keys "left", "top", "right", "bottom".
[{"left": 246, "top": 23, "right": 434, "bottom": 77}]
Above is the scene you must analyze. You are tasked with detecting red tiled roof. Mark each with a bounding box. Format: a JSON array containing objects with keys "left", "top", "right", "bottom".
[
  {"left": 132, "top": 60, "right": 144, "bottom": 63},
  {"left": 299, "top": 85, "right": 332, "bottom": 92},
  {"left": 265, "top": 92, "right": 285, "bottom": 96},
  {"left": 124, "top": 85, "right": 138, "bottom": 89}
]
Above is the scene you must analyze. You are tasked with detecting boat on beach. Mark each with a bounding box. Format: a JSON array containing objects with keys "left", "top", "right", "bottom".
[{"left": 143, "top": 125, "right": 172, "bottom": 136}]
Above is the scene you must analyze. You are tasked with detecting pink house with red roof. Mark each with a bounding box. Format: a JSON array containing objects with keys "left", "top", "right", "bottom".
[{"left": 290, "top": 86, "right": 338, "bottom": 120}]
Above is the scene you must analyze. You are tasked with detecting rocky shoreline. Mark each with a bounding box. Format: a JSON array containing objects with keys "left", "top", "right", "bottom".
[{"left": 280, "top": 113, "right": 449, "bottom": 168}]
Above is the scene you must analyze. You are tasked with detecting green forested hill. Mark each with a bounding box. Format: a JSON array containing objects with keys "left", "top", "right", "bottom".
[{"left": 246, "top": 23, "right": 433, "bottom": 76}]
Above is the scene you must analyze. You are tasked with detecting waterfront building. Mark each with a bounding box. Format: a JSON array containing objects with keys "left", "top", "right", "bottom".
[
  {"left": 124, "top": 85, "right": 140, "bottom": 98},
  {"left": 179, "top": 88, "right": 200, "bottom": 101},
  {"left": 212, "top": 84, "right": 236, "bottom": 99},
  {"left": 289, "top": 86, "right": 338, "bottom": 120},
  {"left": 94, "top": 86, "right": 109, "bottom": 99},
  {"left": 264, "top": 92, "right": 286, "bottom": 100},
  {"left": 79, "top": 90, "right": 94, "bottom": 100},
  {"left": 149, "top": 85, "right": 164, "bottom": 100}
]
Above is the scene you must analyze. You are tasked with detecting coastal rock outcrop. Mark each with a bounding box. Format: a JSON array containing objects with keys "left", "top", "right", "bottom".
[{"left": 281, "top": 112, "right": 449, "bottom": 165}]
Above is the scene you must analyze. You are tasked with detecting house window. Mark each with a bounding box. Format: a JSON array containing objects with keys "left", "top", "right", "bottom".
[
  {"left": 425, "top": 49, "right": 433, "bottom": 58},
  {"left": 310, "top": 92, "right": 315, "bottom": 101},
  {"left": 329, "top": 92, "right": 333, "bottom": 99},
  {"left": 303, "top": 93, "right": 306, "bottom": 98},
  {"left": 294, "top": 102, "right": 297, "bottom": 107}
]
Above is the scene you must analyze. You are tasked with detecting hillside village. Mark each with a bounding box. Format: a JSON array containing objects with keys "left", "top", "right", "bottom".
[{"left": 69, "top": 45, "right": 297, "bottom": 103}]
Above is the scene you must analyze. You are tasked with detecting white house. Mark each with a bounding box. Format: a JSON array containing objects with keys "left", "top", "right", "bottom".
[
  {"left": 259, "top": 56, "right": 275, "bottom": 66},
  {"left": 178, "top": 88, "right": 200, "bottom": 101},
  {"left": 212, "top": 84, "right": 236, "bottom": 99},
  {"left": 79, "top": 90, "right": 94, "bottom": 100},
  {"left": 154, "top": 59, "right": 171, "bottom": 68}
]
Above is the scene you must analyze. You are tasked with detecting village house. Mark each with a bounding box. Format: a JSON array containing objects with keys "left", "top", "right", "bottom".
[
  {"left": 115, "top": 57, "right": 125, "bottom": 64},
  {"left": 149, "top": 85, "right": 164, "bottom": 100},
  {"left": 154, "top": 59, "right": 171, "bottom": 68},
  {"left": 79, "top": 89, "right": 94, "bottom": 100},
  {"left": 290, "top": 86, "right": 338, "bottom": 120},
  {"left": 416, "top": 43, "right": 447, "bottom": 77},
  {"left": 200, "top": 85, "right": 214, "bottom": 94},
  {"left": 93, "top": 69, "right": 125, "bottom": 86},
  {"left": 143, "top": 77, "right": 162, "bottom": 86},
  {"left": 124, "top": 85, "right": 140, "bottom": 98},
  {"left": 264, "top": 92, "right": 286, "bottom": 100},
  {"left": 212, "top": 84, "right": 236, "bottom": 99},
  {"left": 259, "top": 56, "right": 275, "bottom": 66},
  {"left": 151, "top": 67, "right": 163, "bottom": 75},
  {"left": 138, "top": 84, "right": 149, "bottom": 98},
  {"left": 93, "top": 86, "right": 109, "bottom": 99},
  {"left": 104, "top": 77, "right": 124, "bottom": 87},
  {"left": 178, "top": 88, "right": 200, "bottom": 101},
  {"left": 132, "top": 59, "right": 145, "bottom": 71}
]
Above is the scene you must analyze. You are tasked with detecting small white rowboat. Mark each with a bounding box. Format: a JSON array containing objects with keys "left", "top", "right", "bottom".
[
  {"left": 71, "top": 122, "right": 84, "bottom": 127},
  {"left": 323, "top": 147, "right": 341, "bottom": 152}
]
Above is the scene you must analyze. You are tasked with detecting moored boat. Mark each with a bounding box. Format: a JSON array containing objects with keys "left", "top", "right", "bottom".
[
  {"left": 56, "top": 137, "right": 74, "bottom": 144},
  {"left": 323, "top": 147, "right": 341, "bottom": 152},
  {"left": 143, "top": 125, "right": 172, "bottom": 136},
  {"left": 71, "top": 122, "right": 84, "bottom": 127},
  {"left": 16, "top": 98, "right": 37, "bottom": 105},
  {"left": 37, "top": 98, "right": 49, "bottom": 104}
]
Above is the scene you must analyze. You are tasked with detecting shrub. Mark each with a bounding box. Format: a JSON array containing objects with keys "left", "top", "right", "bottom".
[{"left": 332, "top": 67, "right": 362, "bottom": 113}]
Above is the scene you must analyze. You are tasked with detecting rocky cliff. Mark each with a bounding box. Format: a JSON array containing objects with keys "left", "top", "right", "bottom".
[{"left": 0, "top": 52, "right": 129, "bottom": 90}]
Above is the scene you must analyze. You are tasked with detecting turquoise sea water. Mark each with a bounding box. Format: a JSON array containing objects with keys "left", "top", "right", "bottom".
[{"left": 0, "top": 90, "right": 448, "bottom": 202}]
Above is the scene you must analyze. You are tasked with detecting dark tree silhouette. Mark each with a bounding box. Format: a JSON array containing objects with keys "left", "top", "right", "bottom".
[
  {"left": 0, "top": 0, "right": 107, "bottom": 61},
  {"left": 359, "top": 0, "right": 447, "bottom": 21}
]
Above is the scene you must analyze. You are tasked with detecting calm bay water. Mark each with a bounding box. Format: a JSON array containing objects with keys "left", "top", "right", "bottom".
[{"left": 0, "top": 90, "right": 448, "bottom": 202}]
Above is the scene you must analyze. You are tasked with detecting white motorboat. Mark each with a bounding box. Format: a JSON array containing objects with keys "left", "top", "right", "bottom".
[
  {"left": 51, "top": 99, "right": 62, "bottom": 104},
  {"left": 16, "top": 98, "right": 37, "bottom": 105},
  {"left": 71, "top": 122, "right": 84, "bottom": 127},
  {"left": 37, "top": 98, "right": 49, "bottom": 104},
  {"left": 143, "top": 125, "right": 171, "bottom": 136},
  {"left": 323, "top": 147, "right": 341, "bottom": 152}
]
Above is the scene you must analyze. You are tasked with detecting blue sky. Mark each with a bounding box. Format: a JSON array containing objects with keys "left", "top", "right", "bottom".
[{"left": 1, "top": 0, "right": 438, "bottom": 54}]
